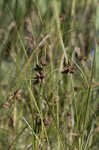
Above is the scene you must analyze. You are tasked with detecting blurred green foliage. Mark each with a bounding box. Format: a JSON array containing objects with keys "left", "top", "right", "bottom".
[{"left": 0, "top": 0, "right": 98, "bottom": 150}]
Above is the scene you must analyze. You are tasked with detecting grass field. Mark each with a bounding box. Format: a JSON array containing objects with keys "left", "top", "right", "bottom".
[{"left": 0, "top": 0, "right": 99, "bottom": 149}]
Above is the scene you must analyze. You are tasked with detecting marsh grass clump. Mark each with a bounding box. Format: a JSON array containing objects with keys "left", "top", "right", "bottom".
[{"left": 0, "top": 0, "right": 98, "bottom": 150}]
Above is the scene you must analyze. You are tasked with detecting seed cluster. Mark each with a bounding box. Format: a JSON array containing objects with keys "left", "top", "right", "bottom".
[
  {"left": 61, "top": 59, "right": 75, "bottom": 75},
  {"left": 33, "top": 62, "right": 47, "bottom": 85}
]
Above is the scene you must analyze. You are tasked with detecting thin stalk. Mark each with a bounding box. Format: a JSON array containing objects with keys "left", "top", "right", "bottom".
[
  {"left": 29, "top": 80, "right": 36, "bottom": 149},
  {"left": 84, "top": 47, "right": 95, "bottom": 129},
  {"left": 53, "top": 0, "right": 68, "bottom": 63},
  {"left": 56, "top": 95, "right": 60, "bottom": 150},
  {"left": 28, "top": 86, "right": 50, "bottom": 147},
  {"left": 17, "top": 31, "right": 28, "bottom": 60},
  {"left": 69, "top": 0, "right": 76, "bottom": 55}
]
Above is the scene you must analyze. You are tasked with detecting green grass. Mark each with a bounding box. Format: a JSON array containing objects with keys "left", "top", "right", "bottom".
[{"left": 0, "top": 0, "right": 99, "bottom": 150}]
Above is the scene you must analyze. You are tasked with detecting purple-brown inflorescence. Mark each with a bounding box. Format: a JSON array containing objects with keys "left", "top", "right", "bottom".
[
  {"left": 3, "top": 89, "right": 22, "bottom": 109},
  {"left": 61, "top": 59, "right": 75, "bottom": 75},
  {"left": 33, "top": 63, "right": 46, "bottom": 85}
]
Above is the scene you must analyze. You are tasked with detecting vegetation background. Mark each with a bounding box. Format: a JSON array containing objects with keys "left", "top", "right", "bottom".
[{"left": 0, "top": 0, "right": 99, "bottom": 149}]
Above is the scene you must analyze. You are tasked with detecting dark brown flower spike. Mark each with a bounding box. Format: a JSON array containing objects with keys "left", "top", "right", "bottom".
[
  {"left": 33, "top": 72, "right": 45, "bottom": 85},
  {"left": 33, "top": 63, "right": 47, "bottom": 85},
  {"left": 34, "top": 64, "right": 43, "bottom": 72},
  {"left": 61, "top": 59, "right": 75, "bottom": 75}
]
